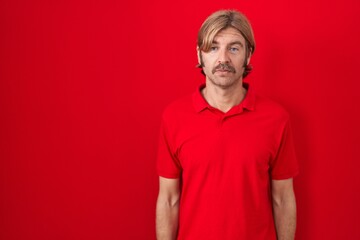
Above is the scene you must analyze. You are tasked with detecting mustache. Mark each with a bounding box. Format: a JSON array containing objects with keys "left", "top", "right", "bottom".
[{"left": 212, "top": 63, "right": 236, "bottom": 74}]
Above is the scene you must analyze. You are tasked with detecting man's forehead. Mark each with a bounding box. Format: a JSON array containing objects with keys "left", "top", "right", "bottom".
[{"left": 213, "top": 27, "right": 245, "bottom": 43}]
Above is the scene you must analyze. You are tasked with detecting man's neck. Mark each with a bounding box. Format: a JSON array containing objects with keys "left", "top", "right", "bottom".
[{"left": 202, "top": 79, "right": 247, "bottom": 113}]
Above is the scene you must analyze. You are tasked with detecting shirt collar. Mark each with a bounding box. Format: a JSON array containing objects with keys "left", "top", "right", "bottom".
[{"left": 192, "top": 82, "right": 256, "bottom": 113}]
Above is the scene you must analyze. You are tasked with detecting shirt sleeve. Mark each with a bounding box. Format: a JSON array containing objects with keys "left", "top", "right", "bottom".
[
  {"left": 270, "top": 119, "right": 299, "bottom": 180},
  {"left": 156, "top": 116, "right": 182, "bottom": 179}
]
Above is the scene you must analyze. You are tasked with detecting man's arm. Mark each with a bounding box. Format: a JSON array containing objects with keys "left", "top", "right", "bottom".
[
  {"left": 156, "top": 177, "right": 180, "bottom": 240},
  {"left": 272, "top": 178, "right": 297, "bottom": 240}
]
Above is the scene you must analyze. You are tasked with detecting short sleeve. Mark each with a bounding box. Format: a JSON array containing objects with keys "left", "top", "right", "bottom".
[
  {"left": 270, "top": 119, "right": 299, "bottom": 180},
  {"left": 156, "top": 117, "right": 182, "bottom": 179}
]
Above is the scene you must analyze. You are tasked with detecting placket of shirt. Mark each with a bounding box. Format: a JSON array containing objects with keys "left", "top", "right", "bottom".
[{"left": 207, "top": 105, "right": 245, "bottom": 126}]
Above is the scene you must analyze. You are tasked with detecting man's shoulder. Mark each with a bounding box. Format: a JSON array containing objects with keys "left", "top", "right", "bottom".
[
  {"left": 161, "top": 93, "right": 194, "bottom": 120},
  {"left": 255, "top": 94, "right": 291, "bottom": 121}
]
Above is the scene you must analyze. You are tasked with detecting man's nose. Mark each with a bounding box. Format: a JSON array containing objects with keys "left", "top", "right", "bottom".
[{"left": 217, "top": 48, "right": 230, "bottom": 63}]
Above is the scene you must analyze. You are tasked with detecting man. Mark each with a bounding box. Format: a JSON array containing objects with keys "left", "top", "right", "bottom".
[{"left": 156, "top": 9, "right": 299, "bottom": 240}]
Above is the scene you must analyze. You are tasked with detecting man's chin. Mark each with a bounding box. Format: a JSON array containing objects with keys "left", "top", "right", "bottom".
[{"left": 209, "top": 79, "right": 239, "bottom": 89}]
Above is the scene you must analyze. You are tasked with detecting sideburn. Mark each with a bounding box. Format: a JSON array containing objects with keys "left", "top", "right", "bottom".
[{"left": 196, "top": 51, "right": 206, "bottom": 76}]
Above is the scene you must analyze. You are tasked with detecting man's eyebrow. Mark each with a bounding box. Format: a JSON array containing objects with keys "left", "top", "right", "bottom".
[
  {"left": 211, "top": 40, "right": 244, "bottom": 47},
  {"left": 229, "top": 41, "right": 244, "bottom": 47}
]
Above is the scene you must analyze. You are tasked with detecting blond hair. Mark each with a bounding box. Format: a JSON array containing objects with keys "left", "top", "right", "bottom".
[{"left": 197, "top": 10, "right": 256, "bottom": 77}]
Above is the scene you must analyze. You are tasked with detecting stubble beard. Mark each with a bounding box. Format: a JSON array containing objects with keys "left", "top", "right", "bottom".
[
  {"left": 207, "top": 75, "right": 240, "bottom": 89},
  {"left": 205, "top": 62, "right": 244, "bottom": 89},
  {"left": 206, "top": 69, "right": 244, "bottom": 90}
]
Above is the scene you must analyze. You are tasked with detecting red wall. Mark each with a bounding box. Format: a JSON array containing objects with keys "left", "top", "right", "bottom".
[{"left": 1, "top": 0, "right": 360, "bottom": 239}]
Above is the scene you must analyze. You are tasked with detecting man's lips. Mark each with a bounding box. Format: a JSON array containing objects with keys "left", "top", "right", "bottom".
[{"left": 214, "top": 69, "right": 233, "bottom": 74}]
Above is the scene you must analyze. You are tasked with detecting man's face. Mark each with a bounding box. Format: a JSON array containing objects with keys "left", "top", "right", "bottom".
[{"left": 199, "top": 27, "right": 250, "bottom": 89}]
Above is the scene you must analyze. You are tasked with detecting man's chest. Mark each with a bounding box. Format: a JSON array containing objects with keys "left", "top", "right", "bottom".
[{"left": 172, "top": 115, "right": 280, "bottom": 175}]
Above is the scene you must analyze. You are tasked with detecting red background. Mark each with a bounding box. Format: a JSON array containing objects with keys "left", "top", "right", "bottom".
[{"left": 1, "top": 0, "right": 360, "bottom": 239}]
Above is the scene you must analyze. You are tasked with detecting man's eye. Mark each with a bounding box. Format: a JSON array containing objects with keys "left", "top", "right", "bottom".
[
  {"left": 210, "top": 46, "right": 218, "bottom": 51},
  {"left": 229, "top": 47, "right": 239, "bottom": 52}
]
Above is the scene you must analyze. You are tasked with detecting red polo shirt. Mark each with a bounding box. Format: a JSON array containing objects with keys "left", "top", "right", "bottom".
[{"left": 157, "top": 83, "right": 299, "bottom": 240}]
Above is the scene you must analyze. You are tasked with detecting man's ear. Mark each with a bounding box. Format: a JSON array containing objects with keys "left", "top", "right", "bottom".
[
  {"left": 246, "top": 51, "right": 252, "bottom": 66},
  {"left": 197, "top": 47, "right": 204, "bottom": 68},
  {"left": 197, "top": 47, "right": 201, "bottom": 67}
]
